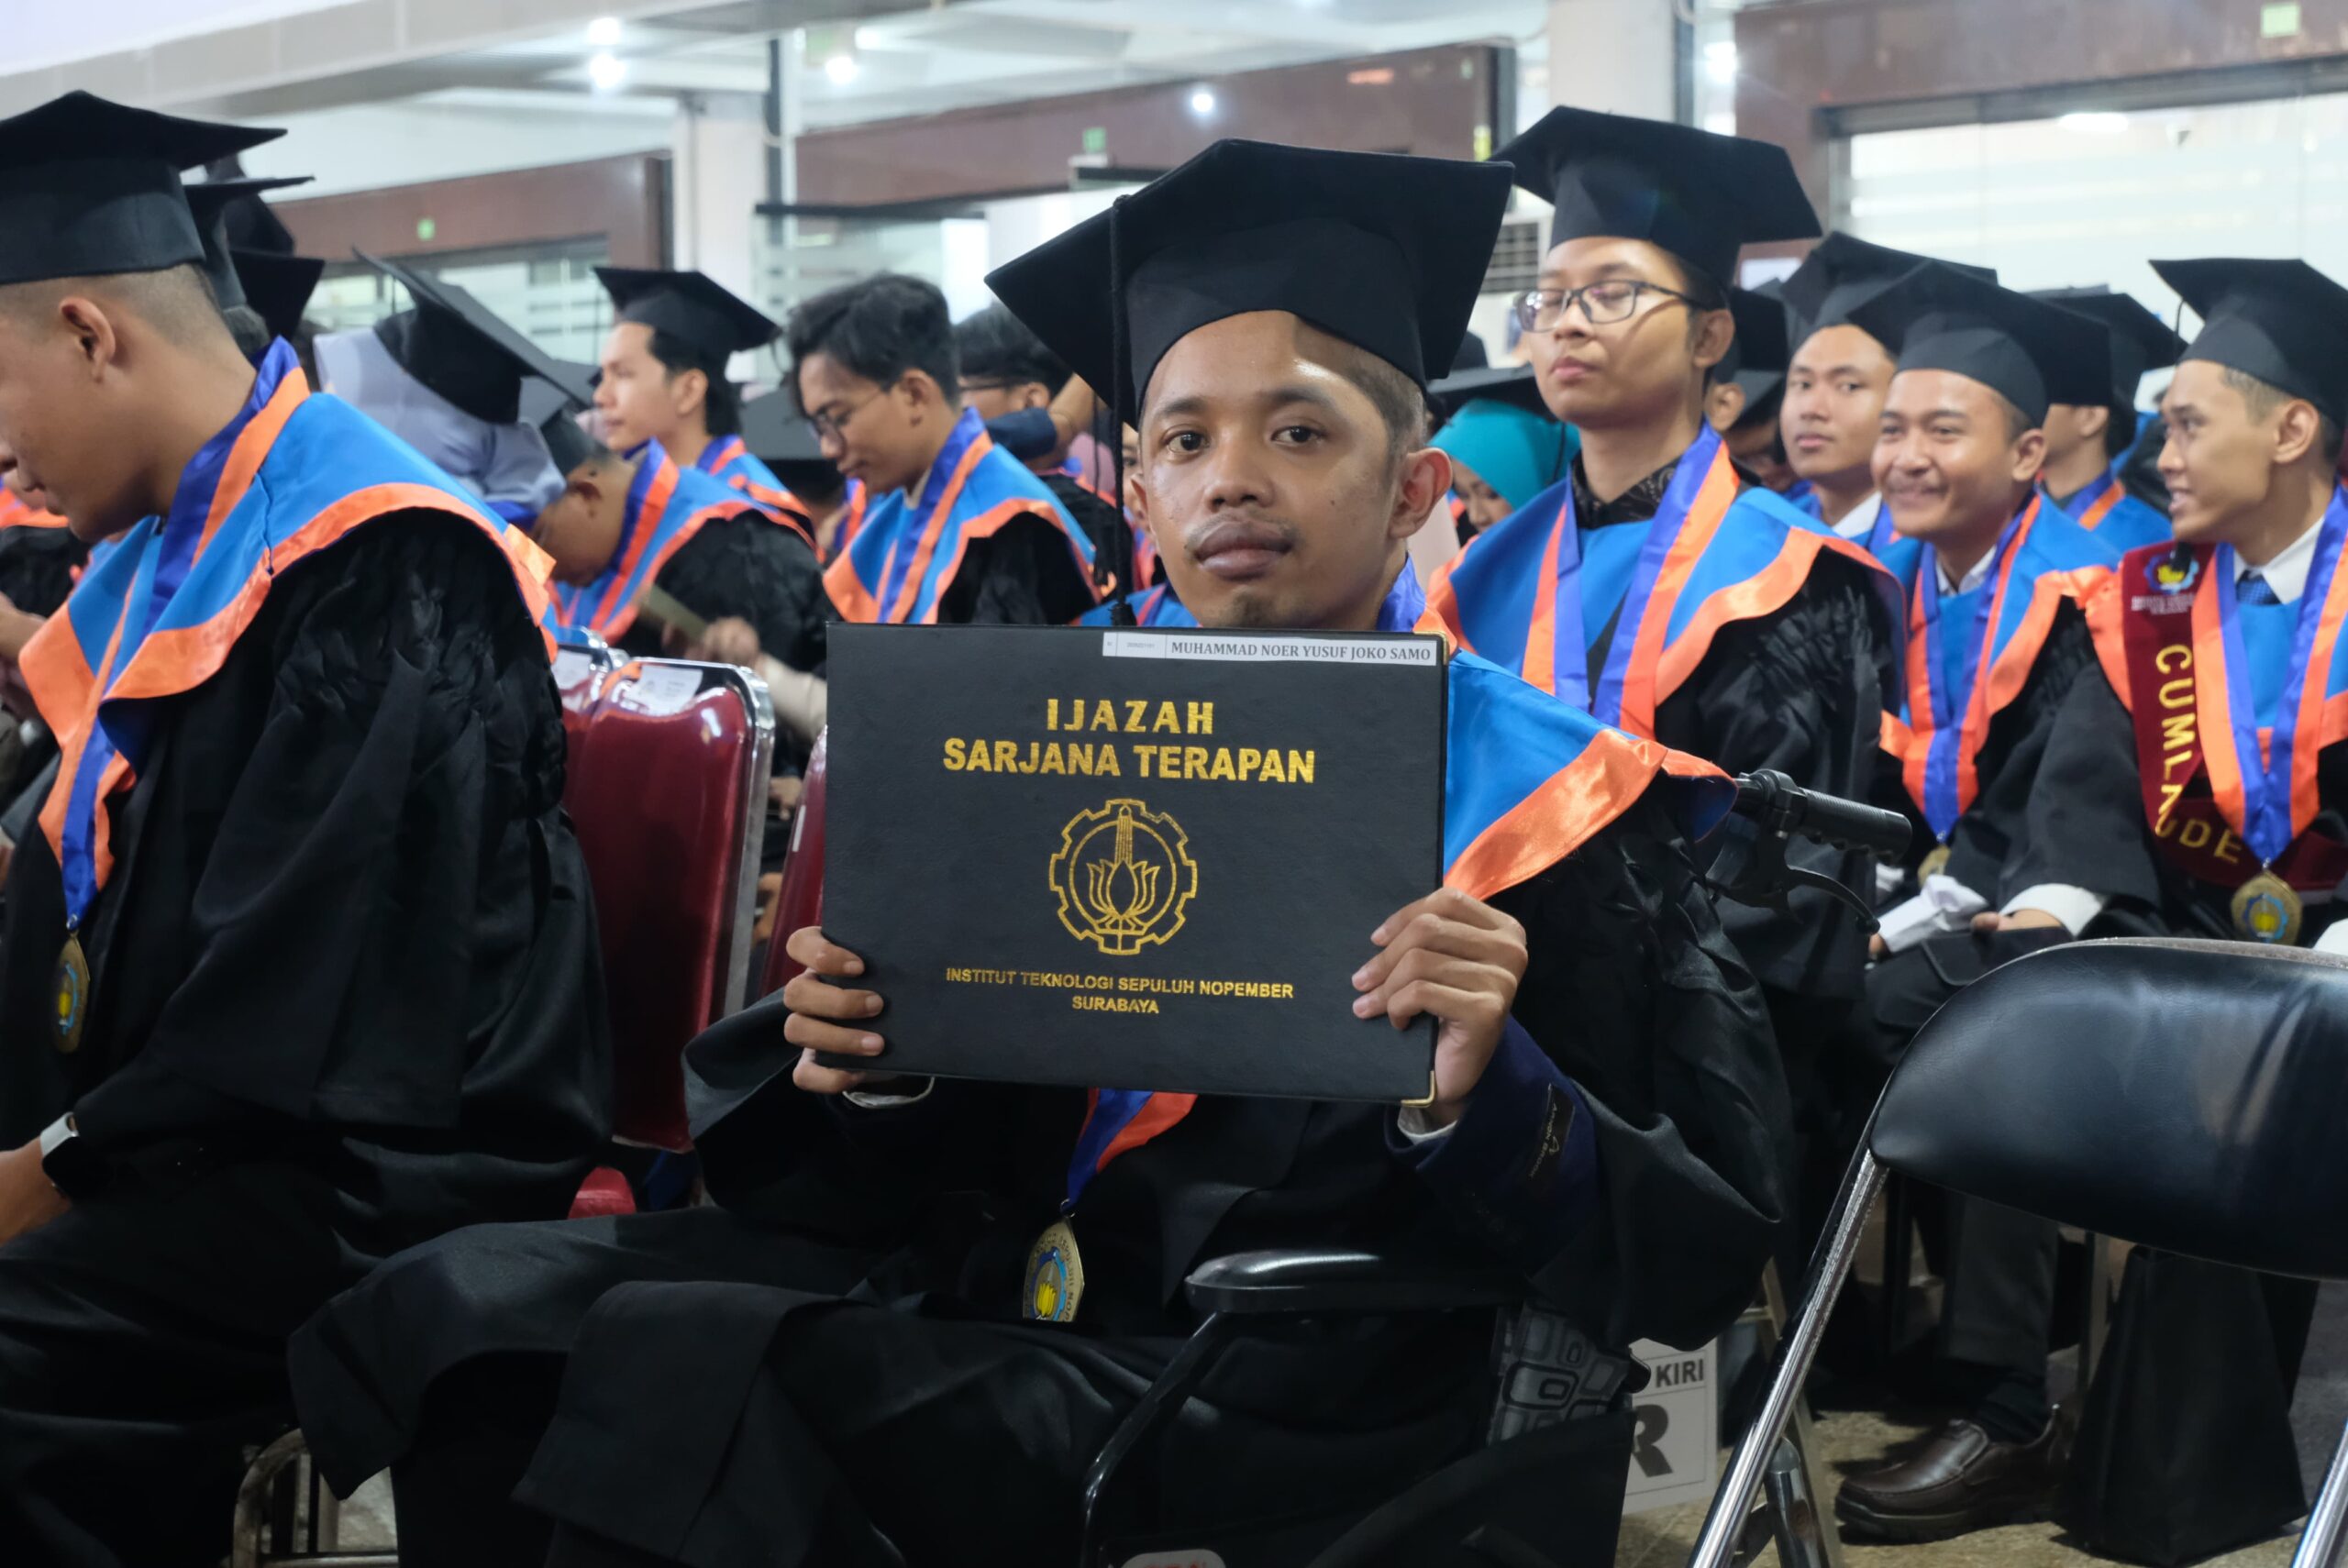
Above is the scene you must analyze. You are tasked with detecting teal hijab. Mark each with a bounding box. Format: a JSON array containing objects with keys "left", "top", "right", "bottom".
[{"left": 1432, "top": 399, "right": 1577, "bottom": 512}]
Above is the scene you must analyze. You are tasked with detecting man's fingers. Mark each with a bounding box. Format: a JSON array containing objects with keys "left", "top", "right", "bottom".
[
  {"left": 782, "top": 1010, "right": 886, "bottom": 1056},
  {"left": 1356, "top": 949, "right": 1513, "bottom": 1020},
  {"left": 1354, "top": 911, "right": 1526, "bottom": 992},
  {"left": 1379, "top": 977, "right": 1500, "bottom": 1032},
  {"left": 784, "top": 925, "right": 866, "bottom": 977},
  {"left": 792, "top": 1049, "right": 869, "bottom": 1096},
  {"left": 1369, "top": 886, "right": 1512, "bottom": 946},
  {"left": 779, "top": 966, "right": 884, "bottom": 1022}
]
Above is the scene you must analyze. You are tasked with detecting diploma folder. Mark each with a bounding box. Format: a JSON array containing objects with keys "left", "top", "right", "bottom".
[{"left": 815, "top": 622, "right": 1445, "bottom": 1102}]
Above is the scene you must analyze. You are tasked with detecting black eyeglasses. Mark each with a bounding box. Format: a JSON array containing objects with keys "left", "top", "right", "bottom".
[
  {"left": 1512, "top": 280, "right": 1708, "bottom": 332},
  {"left": 805, "top": 383, "right": 894, "bottom": 444}
]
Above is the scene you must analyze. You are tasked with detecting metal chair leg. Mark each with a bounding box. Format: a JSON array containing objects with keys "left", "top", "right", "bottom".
[
  {"left": 2295, "top": 1425, "right": 2348, "bottom": 1568},
  {"left": 1689, "top": 1148, "right": 1887, "bottom": 1568},
  {"left": 232, "top": 1431, "right": 311, "bottom": 1568},
  {"left": 1748, "top": 1261, "right": 1846, "bottom": 1568}
]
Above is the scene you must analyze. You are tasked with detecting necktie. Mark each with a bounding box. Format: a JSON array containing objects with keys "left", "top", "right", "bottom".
[{"left": 2240, "top": 571, "right": 2282, "bottom": 606}]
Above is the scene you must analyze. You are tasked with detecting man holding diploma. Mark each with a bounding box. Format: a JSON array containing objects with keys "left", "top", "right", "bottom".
[{"left": 292, "top": 142, "right": 1790, "bottom": 1568}]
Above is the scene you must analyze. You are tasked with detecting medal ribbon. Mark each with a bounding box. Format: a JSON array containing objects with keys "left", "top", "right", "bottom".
[
  {"left": 2202, "top": 489, "right": 2348, "bottom": 863},
  {"left": 54, "top": 341, "right": 302, "bottom": 930},
  {"left": 1906, "top": 499, "right": 2036, "bottom": 841}
]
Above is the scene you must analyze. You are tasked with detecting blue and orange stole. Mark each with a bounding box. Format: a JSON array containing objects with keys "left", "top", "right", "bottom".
[
  {"left": 1421, "top": 424, "right": 1901, "bottom": 738},
  {"left": 21, "top": 340, "right": 555, "bottom": 936},
  {"left": 1060, "top": 570, "right": 1733, "bottom": 1199},
  {"left": 2051, "top": 470, "right": 2170, "bottom": 555},
  {"left": 1878, "top": 496, "right": 2122, "bottom": 852},
  {"left": 695, "top": 434, "right": 812, "bottom": 525},
  {"left": 551, "top": 442, "right": 801, "bottom": 643},
  {"left": 2112, "top": 491, "right": 2348, "bottom": 895},
  {"left": 825, "top": 407, "right": 1097, "bottom": 624}
]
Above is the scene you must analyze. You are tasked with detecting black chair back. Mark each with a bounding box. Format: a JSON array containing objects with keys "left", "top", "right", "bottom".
[{"left": 1870, "top": 938, "right": 2348, "bottom": 1283}]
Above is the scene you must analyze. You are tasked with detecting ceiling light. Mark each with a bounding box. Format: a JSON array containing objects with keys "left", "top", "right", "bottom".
[
  {"left": 853, "top": 26, "right": 884, "bottom": 50},
  {"left": 824, "top": 51, "right": 860, "bottom": 86},
  {"left": 585, "top": 16, "right": 622, "bottom": 48},
  {"left": 1704, "top": 41, "right": 1737, "bottom": 86},
  {"left": 2058, "top": 111, "right": 2130, "bottom": 135},
  {"left": 588, "top": 51, "right": 627, "bottom": 91},
  {"left": 1189, "top": 87, "right": 1216, "bottom": 117},
  {"left": 1704, "top": 111, "right": 1736, "bottom": 137}
]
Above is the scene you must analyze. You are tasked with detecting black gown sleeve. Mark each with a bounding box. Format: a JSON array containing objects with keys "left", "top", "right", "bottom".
[
  {"left": 651, "top": 513, "right": 834, "bottom": 674},
  {"left": 64, "top": 513, "right": 592, "bottom": 1151},
  {"left": 939, "top": 513, "right": 1101, "bottom": 626},
  {"left": 1944, "top": 606, "right": 2103, "bottom": 904},
  {"left": 1656, "top": 558, "right": 1887, "bottom": 999},
  {"left": 1497, "top": 791, "right": 1790, "bottom": 1350},
  {"left": 2005, "top": 660, "right": 2166, "bottom": 916}
]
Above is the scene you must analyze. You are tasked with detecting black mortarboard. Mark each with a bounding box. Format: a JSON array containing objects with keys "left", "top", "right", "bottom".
[
  {"left": 363, "top": 250, "right": 596, "bottom": 425},
  {"left": 230, "top": 249, "right": 323, "bottom": 343},
  {"left": 2030, "top": 286, "right": 2187, "bottom": 414},
  {"left": 1714, "top": 282, "right": 1789, "bottom": 389},
  {"left": 1845, "top": 261, "right": 2109, "bottom": 425},
  {"left": 1494, "top": 106, "right": 1817, "bottom": 290},
  {"left": 519, "top": 361, "right": 600, "bottom": 473},
  {"left": 2151, "top": 259, "right": 2348, "bottom": 431},
  {"left": 0, "top": 91, "right": 283, "bottom": 285},
  {"left": 186, "top": 177, "right": 308, "bottom": 310},
  {"left": 1452, "top": 333, "right": 1490, "bottom": 373},
  {"left": 595, "top": 268, "right": 779, "bottom": 364},
  {"left": 1427, "top": 364, "right": 1553, "bottom": 423},
  {"left": 986, "top": 138, "right": 1512, "bottom": 412},
  {"left": 742, "top": 389, "right": 840, "bottom": 496},
  {"left": 1780, "top": 234, "right": 1993, "bottom": 345}
]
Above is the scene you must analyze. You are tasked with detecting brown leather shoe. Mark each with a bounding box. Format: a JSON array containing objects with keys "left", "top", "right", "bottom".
[{"left": 1834, "top": 1408, "right": 2075, "bottom": 1541}]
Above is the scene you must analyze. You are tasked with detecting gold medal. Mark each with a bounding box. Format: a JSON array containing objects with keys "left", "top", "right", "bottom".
[
  {"left": 52, "top": 931, "right": 89, "bottom": 1055},
  {"left": 1023, "top": 1217, "right": 1084, "bottom": 1322},
  {"left": 2232, "top": 869, "right": 2305, "bottom": 945},
  {"left": 1918, "top": 844, "right": 1952, "bottom": 881}
]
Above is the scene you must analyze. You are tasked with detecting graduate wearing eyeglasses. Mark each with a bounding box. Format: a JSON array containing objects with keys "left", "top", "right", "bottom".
[{"left": 1421, "top": 108, "right": 1903, "bottom": 1086}]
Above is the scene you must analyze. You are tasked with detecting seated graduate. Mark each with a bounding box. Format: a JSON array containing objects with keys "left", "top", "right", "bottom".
[
  {"left": 1418, "top": 107, "right": 1899, "bottom": 1089},
  {"left": 1817, "top": 268, "right": 2132, "bottom": 1543},
  {"left": 2029, "top": 285, "right": 2185, "bottom": 553},
  {"left": 2013, "top": 257, "right": 2348, "bottom": 951},
  {"left": 0, "top": 92, "right": 607, "bottom": 1565},
  {"left": 1710, "top": 284, "right": 1798, "bottom": 493},
  {"left": 804, "top": 272, "right": 1101, "bottom": 625},
  {"left": 592, "top": 265, "right": 811, "bottom": 523},
  {"left": 288, "top": 138, "right": 1789, "bottom": 1568},
  {"left": 1778, "top": 235, "right": 1987, "bottom": 550},
  {"left": 955, "top": 301, "right": 1136, "bottom": 571},
  {"left": 1428, "top": 361, "right": 1577, "bottom": 542}
]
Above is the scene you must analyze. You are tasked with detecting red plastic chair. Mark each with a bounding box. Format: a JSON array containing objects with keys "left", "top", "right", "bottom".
[
  {"left": 759, "top": 726, "right": 829, "bottom": 1000},
  {"left": 567, "top": 658, "right": 774, "bottom": 1151}
]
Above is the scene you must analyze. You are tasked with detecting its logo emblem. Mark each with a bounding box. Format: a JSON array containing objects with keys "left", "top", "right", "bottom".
[
  {"left": 2147, "top": 550, "right": 2201, "bottom": 594},
  {"left": 1049, "top": 797, "right": 1197, "bottom": 955}
]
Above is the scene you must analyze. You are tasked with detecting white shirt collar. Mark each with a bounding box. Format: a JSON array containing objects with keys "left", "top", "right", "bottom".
[
  {"left": 1831, "top": 492, "right": 1881, "bottom": 542},
  {"left": 2238, "top": 515, "right": 2325, "bottom": 604},
  {"left": 1935, "top": 545, "right": 1999, "bottom": 596}
]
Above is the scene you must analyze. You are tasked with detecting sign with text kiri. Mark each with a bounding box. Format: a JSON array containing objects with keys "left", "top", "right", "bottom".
[{"left": 816, "top": 623, "right": 1446, "bottom": 1101}]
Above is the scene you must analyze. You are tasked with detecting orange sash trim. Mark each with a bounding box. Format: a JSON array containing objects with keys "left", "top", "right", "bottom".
[
  {"left": 1445, "top": 728, "right": 1708, "bottom": 903},
  {"left": 2192, "top": 543, "right": 2348, "bottom": 847}
]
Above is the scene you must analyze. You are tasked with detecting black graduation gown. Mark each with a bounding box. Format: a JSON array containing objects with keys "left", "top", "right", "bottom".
[
  {"left": 1576, "top": 465, "right": 1893, "bottom": 1008},
  {"left": 620, "top": 511, "right": 836, "bottom": 678},
  {"left": 2012, "top": 660, "right": 2348, "bottom": 944},
  {"left": 289, "top": 790, "right": 1788, "bottom": 1568},
  {"left": 939, "top": 513, "right": 1103, "bottom": 626},
  {"left": 0, "top": 514, "right": 609, "bottom": 1567}
]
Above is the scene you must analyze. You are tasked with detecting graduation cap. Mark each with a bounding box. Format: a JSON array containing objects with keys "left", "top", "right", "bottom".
[
  {"left": 742, "top": 389, "right": 841, "bottom": 496},
  {"left": 186, "top": 177, "right": 309, "bottom": 311},
  {"left": 1452, "top": 333, "right": 1490, "bottom": 373},
  {"left": 230, "top": 249, "right": 324, "bottom": 344},
  {"left": 0, "top": 91, "right": 284, "bottom": 286},
  {"left": 2150, "top": 259, "right": 2348, "bottom": 431},
  {"left": 2030, "top": 286, "right": 2187, "bottom": 415},
  {"left": 1779, "top": 234, "right": 1994, "bottom": 346},
  {"left": 1427, "top": 364, "right": 1551, "bottom": 423},
  {"left": 1844, "top": 262, "right": 2109, "bottom": 425},
  {"left": 363, "top": 250, "right": 596, "bottom": 426},
  {"left": 518, "top": 363, "right": 601, "bottom": 475},
  {"left": 1713, "top": 282, "right": 1789, "bottom": 389},
  {"left": 1494, "top": 106, "right": 1818, "bottom": 291},
  {"left": 986, "top": 138, "right": 1512, "bottom": 414},
  {"left": 595, "top": 268, "right": 779, "bottom": 365}
]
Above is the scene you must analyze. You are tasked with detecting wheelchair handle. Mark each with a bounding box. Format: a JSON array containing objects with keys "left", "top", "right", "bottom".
[{"left": 1732, "top": 768, "right": 1911, "bottom": 860}]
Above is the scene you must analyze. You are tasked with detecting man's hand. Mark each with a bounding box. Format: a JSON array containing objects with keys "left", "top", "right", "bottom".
[
  {"left": 1353, "top": 888, "right": 1529, "bottom": 1130},
  {"left": 0, "top": 591, "right": 43, "bottom": 667},
  {"left": 781, "top": 926, "right": 896, "bottom": 1097},
  {"left": 1972, "top": 908, "right": 2066, "bottom": 933},
  {"left": 0, "top": 1139, "right": 68, "bottom": 1248},
  {"left": 689, "top": 616, "right": 762, "bottom": 670}
]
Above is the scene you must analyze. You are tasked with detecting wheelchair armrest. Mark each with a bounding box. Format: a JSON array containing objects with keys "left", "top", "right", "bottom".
[{"left": 1183, "top": 1248, "right": 1525, "bottom": 1317}]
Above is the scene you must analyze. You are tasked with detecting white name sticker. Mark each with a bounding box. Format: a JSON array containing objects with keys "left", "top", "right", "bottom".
[{"left": 1102, "top": 631, "right": 1437, "bottom": 666}]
